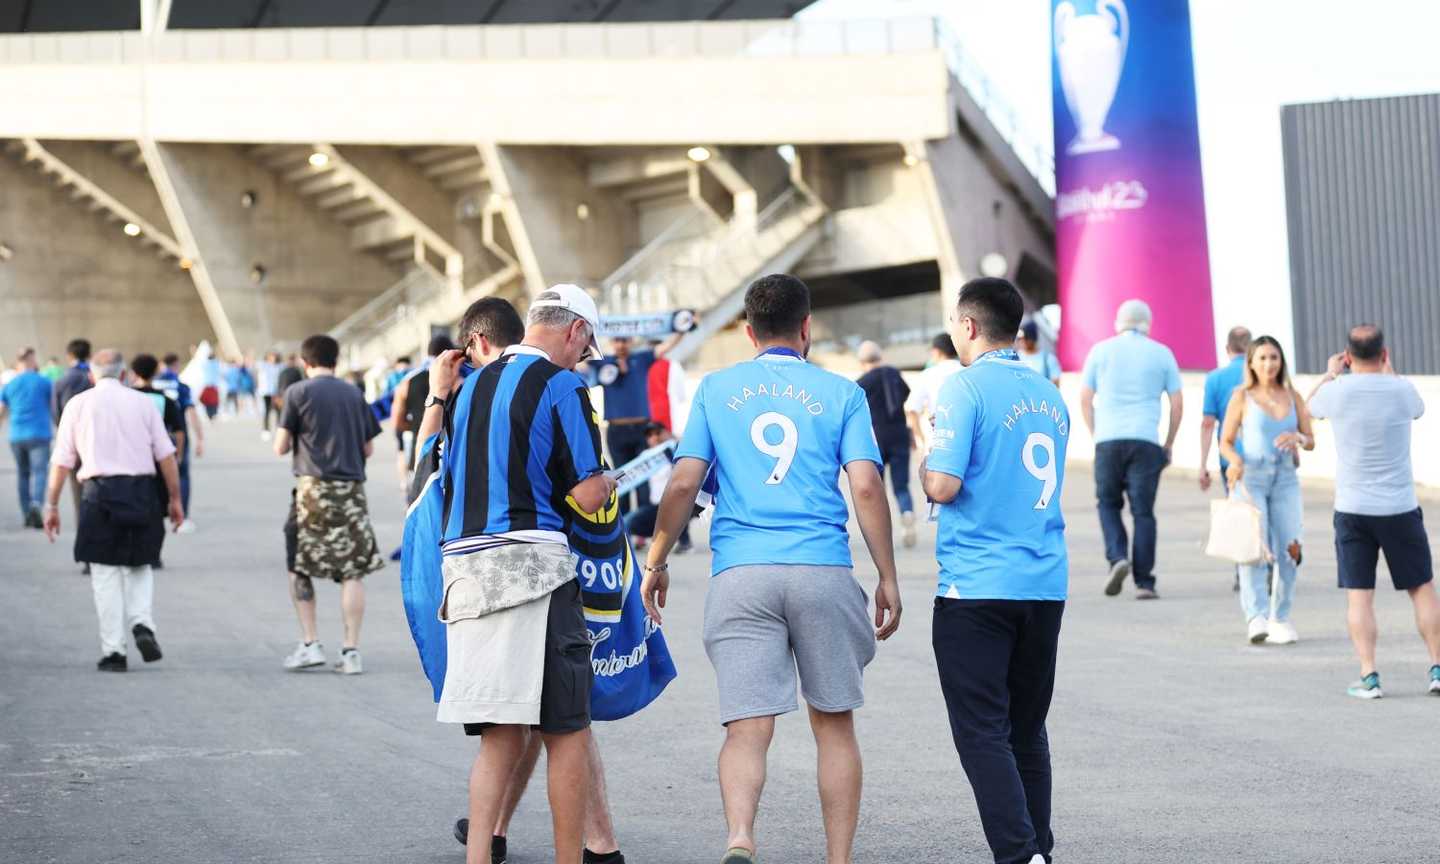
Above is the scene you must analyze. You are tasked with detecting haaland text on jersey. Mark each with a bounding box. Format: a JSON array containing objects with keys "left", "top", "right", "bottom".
[{"left": 723, "top": 380, "right": 827, "bottom": 416}]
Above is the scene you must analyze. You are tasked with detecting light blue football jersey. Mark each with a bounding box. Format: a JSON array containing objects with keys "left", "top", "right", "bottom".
[
  {"left": 675, "top": 349, "right": 882, "bottom": 575},
  {"left": 928, "top": 349, "right": 1070, "bottom": 600}
]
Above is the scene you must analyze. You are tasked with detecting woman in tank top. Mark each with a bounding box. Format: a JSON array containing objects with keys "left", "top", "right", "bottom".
[{"left": 1219, "top": 336, "right": 1315, "bottom": 646}]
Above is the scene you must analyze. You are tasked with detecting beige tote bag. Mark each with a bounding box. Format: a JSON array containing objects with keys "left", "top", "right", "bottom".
[{"left": 1204, "top": 484, "right": 1270, "bottom": 566}]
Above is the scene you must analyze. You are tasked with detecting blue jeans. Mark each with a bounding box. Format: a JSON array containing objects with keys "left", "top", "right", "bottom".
[
  {"left": 878, "top": 436, "right": 915, "bottom": 514},
  {"left": 177, "top": 437, "right": 191, "bottom": 515},
  {"left": 10, "top": 438, "right": 50, "bottom": 517},
  {"left": 1094, "top": 440, "right": 1166, "bottom": 588},
  {"left": 1237, "top": 458, "right": 1302, "bottom": 622}
]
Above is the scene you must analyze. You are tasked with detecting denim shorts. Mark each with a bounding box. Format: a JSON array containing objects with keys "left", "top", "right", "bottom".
[{"left": 1334, "top": 509, "right": 1434, "bottom": 591}]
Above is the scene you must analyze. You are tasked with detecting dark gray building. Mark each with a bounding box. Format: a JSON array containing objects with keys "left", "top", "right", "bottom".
[{"left": 1281, "top": 93, "right": 1440, "bottom": 374}]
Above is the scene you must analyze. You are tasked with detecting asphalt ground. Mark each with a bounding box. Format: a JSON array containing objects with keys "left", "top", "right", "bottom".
[{"left": 2, "top": 418, "right": 1437, "bottom": 864}]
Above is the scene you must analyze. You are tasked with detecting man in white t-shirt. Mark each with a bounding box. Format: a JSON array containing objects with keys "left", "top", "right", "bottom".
[
  {"left": 906, "top": 332, "right": 963, "bottom": 451},
  {"left": 1306, "top": 324, "right": 1440, "bottom": 700}
]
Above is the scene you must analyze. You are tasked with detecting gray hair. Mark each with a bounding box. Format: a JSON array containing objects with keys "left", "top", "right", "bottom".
[
  {"left": 1114, "top": 299, "right": 1153, "bottom": 334},
  {"left": 857, "top": 340, "right": 883, "bottom": 364},
  {"left": 92, "top": 348, "right": 125, "bottom": 379},
  {"left": 527, "top": 305, "right": 580, "bottom": 330}
]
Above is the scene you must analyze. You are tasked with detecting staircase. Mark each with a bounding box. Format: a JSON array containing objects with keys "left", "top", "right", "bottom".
[
  {"left": 330, "top": 263, "right": 522, "bottom": 371},
  {"left": 247, "top": 143, "right": 463, "bottom": 283},
  {"left": 601, "top": 187, "right": 828, "bottom": 363},
  {"left": 4, "top": 138, "right": 186, "bottom": 264}
]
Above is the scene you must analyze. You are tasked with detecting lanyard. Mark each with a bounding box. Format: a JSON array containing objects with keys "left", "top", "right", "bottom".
[
  {"left": 973, "top": 348, "right": 1019, "bottom": 365},
  {"left": 756, "top": 347, "right": 804, "bottom": 361}
]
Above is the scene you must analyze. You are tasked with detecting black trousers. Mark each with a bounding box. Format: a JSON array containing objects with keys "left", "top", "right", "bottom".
[
  {"left": 933, "top": 598, "right": 1064, "bottom": 864},
  {"left": 605, "top": 422, "right": 649, "bottom": 515}
]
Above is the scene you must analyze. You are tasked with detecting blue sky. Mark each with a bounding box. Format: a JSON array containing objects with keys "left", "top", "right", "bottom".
[{"left": 803, "top": 0, "right": 1440, "bottom": 354}]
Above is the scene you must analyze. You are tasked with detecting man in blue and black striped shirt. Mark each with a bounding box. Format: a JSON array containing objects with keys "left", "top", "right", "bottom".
[{"left": 435, "top": 284, "right": 615, "bottom": 864}]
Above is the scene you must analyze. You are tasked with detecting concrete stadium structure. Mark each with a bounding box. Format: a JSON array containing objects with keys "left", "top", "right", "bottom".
[{"left": 0, "top": 0, "right": 1054, "bottom": 371}]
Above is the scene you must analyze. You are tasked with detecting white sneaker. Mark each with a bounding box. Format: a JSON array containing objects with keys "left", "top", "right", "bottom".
[
  {"left": 260, "top": 430, "right": 272, "bottom": 441},
  {"left": 176, "top": 520, "right": 197, "bottom": 535},
  {"left": 1266, "top": 620, "right": 1299, "bottom": 645},
  {"left": 335, "top": 650, "right": 363, "bottom": 675},
  {"left": 901, "top": 512, "right": 917, "bottom": 548},
  {"left": 283, "top": 641, "right": 326, "bottom": 670},
  {"left": 1027, "top": 856, "right": 1046, "bottom": 864},
  {"left": 1246, "top": 616, "right": 1269, "bottom": 644}
]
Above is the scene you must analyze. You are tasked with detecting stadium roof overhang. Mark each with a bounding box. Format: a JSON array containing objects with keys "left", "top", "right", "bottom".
[{"left": 2, "top": 0, "right": 821, "bottom": 33}]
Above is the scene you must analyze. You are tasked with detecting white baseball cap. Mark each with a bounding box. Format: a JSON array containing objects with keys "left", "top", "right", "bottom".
[{"left": 531, "top": 283, "right": 603, "bottom": 360}]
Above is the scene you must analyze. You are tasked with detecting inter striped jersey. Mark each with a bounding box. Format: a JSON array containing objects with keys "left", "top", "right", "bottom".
[{"left": 441, "top": 345, "right": 604, "bottom": 551}]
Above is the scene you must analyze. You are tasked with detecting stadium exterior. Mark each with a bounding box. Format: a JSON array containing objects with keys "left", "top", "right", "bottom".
[{"left": 0, "top": 0, "right": 1055, "bottom": 374}]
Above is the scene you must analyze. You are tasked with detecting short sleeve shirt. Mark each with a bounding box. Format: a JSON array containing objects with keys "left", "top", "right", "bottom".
[
  {"left": 1, "top": 370, "right": 54, "bottom": 442},
  {"left": 1308, "top": 374, "right": 1425, "bottom": 516},
  {"left": 675, "top": 350, "right": 881, "bottom": 575},
  {"left": 442, "top": 346, "right": 605, "bottom": 540},
  {"left": 1020, "top": 350, "right": 1062, "bottom": 381},
  {"left": 929, "top": 352, "right": 1069, "bottom": 600},
  {"left": 856, "top": 365, "right": 911, "bottom": 446},
  {"left": 591, "top": 349, "right": 655, "bottom": 421},
  {"left": 1081, "top": 331, "right": 1183, "bottom": 444},
  {"left": 1202, "top": 355, "right": 1246, "bottom": 465},
  {"left": 134, "top": 386, "right": 186, "bottom": 439},
  {"left": 279, "top": 375, "right": 382, "bottom": 481}
]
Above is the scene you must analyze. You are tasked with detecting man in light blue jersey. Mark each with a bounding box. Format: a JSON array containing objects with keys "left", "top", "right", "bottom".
[
  {"left": 641, "top": 274, "right": 901, "bottom": 864},
  {"left": 1080, "top": 299, "right": 1183, "bottom": 599},
  {"left": 922, "top": 278, "right": 1069, "bottom": 864}
]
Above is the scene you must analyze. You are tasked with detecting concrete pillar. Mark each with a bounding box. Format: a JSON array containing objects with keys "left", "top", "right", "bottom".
[
  {"left": 0, "top": 154, "right": 208, "bottom": 358},
  {"left": 150, "top": 142, "right": 401, "bottom": 356}
]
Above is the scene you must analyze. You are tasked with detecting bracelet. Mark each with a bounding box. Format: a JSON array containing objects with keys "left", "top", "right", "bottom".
[
  {"left": 644, "top": 563, "right": 668, "bottom": 573},
  {"left": 43, "top": 503, "right": 59, "bottom": 512}
]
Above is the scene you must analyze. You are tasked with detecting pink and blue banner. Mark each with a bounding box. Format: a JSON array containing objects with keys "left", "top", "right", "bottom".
[{"left": 1052, "top": 0, "right": 1215, "bottom": 370}]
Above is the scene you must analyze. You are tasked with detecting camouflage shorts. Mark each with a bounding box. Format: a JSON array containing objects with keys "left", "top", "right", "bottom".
[{"left": 286, "top": 477, "right": 384, "bottom": 583}]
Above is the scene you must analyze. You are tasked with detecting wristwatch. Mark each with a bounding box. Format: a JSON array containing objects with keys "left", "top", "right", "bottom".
[{"left": 423, "top": 393, "right": 447, "bottom": 410}]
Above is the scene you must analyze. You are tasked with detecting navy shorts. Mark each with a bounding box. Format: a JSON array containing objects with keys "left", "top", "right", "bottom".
[{"left": 1334, "top": 509, "right": 1434, "bottom": 591}]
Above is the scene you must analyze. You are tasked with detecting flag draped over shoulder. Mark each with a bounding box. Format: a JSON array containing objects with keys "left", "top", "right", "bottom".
[
  {"left": 565, "top": 484, "right": 676, "bottom": 721},
  {"left": 401, "top": 416, "right": 676, "bottom": 719},
  {"left": 401, "top": 431, "right": 449, "bottom": 702}
]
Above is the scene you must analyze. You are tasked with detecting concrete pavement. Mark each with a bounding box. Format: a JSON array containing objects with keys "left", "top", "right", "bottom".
[{"left": 2, "top": 418, "right": 1437, "bottom": 863}]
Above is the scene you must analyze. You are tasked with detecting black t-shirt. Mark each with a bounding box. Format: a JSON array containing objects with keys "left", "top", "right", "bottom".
[
  {"left": 856, "top": 365, "right": 911, "bottom": 447},
  {"left": 134, "top": 385, "right": 186, "bottom": 438},
  {"left": 278, "top": 375, "right": 382, "bottom": 481},
  {"left": 275, "top": 365, "right": 303, "bottom": 399}
]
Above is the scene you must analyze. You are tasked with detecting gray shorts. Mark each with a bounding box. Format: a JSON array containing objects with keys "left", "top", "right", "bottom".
[{"left": 703, "top": 564, "right": 877, "bottom": 725}]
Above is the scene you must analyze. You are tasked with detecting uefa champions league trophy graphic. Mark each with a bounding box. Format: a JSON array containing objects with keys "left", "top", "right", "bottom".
[{"left": 1055, "top": 0, "right": 1129, "bottom": 155}]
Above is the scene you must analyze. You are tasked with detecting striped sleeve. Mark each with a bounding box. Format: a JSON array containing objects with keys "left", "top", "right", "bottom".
[{"left": 550, "top": 380, "right": 604, "bottom": 494}]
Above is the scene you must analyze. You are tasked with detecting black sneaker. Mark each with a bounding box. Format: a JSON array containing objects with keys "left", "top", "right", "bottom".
[
  {"left": 97, "top": 653, "right": 127, "bottom": 672},
  {"left": 24, "top": 507, "right": 42, "bottom": 529},
  {"left": 452, "top": 818, "right": 507, "bottom": 863},
  {"left": 584, "top": 850, "right": 626, "bottom": 864},
  {"left": 81, "top": 562, "right": 91, "bottom": 577},
  {"left": 133, "top": 624, "right": 163, "bottom": 663}
]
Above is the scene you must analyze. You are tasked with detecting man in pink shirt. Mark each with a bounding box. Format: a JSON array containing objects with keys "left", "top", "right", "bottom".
[{"left": 43, "top": 349, "right": 185, "bottom": 672}]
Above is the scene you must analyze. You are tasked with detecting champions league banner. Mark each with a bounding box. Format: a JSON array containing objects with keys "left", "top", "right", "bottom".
[{"left": 1051, "top": 0, "right": 1216, "bottom": 370}]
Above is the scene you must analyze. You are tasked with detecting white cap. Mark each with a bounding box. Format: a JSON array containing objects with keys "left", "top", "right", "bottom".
[{"left": 531, "top": 283, "right": 603, "bottom": 360}]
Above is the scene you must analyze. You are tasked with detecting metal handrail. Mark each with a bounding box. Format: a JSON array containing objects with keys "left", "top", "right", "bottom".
[
  {"left": 329, "top": 263, "right": 445, "bottom": 345},
  {"left": 614, "top": 188, "right": 820, "bottom": 313},
  {"left": 932, "top": 18, "right": 1055, "bottom": 196},
  {"left": 603, "top": 206, "right": 712, "bottom": 290}
]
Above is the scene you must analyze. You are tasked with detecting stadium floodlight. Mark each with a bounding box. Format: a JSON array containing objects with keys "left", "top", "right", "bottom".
[
  {"left": 687, "top": 146, "right": 711, "bottom": 162},
  {"left": 308, "top": 152, "right": 329, "bottom": 168},
  {"left": 123, "top": 222, "right": 141, "bottom": 237},
  {"left": 903, "top": 153, "right": 920, "bottom": 168}
]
